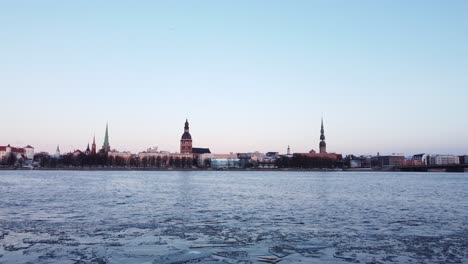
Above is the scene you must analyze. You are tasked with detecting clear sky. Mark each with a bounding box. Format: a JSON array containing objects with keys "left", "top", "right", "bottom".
[{"left": 1, "top": 1, "right": 467, "bottom": 155}]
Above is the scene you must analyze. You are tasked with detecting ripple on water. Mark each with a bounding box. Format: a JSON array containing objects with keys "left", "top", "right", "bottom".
[{"left": 0, "top": 170, "right": 467, "bottom": 263}]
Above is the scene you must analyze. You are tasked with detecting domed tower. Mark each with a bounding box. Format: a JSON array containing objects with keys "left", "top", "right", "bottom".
[
  {"left": 319, "top": 118, "right": 327, "bottom": 154},
  {"left": 180, "top": 119, "right": 193, "bottom": 154}
]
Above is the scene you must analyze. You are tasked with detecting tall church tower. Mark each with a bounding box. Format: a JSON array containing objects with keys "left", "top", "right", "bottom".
[
  {"left": 319, "top": 118, "right": 327, "bottom": 154},
  {"left": 102, "top": 123, "right": 111, "bottom": 152},
  {"left": 180, "top": 119, "right": 193, "bottom": 154},
  {"left": 91, "top": 135, "right": 97, "bottom": 155}
]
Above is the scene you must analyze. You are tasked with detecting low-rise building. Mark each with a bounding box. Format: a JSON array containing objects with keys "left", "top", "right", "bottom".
[
  {"left": 412, "top": 154, "right": 430, "bottom": 166},
  {"left": 429, "top": 155, "right": 459, "bottom": 165},
  {"left": 192, "top": 147, "right": 211, "bottom": 160},
  {"left": 402, "top": 159, "right": 425, "bottom": 166},
  {"left": 198, "top": 153, "right": 239, "bottom": 168},
  {"left": 344, "top": 155, "right": 372, "bottom": 168},
  {"left": 371, "top": 154, "right": 405, "bottom": 168},
  {"left": 458, "top": 155, "right": 468, "bottom": 165},
  {"left": 0, "top": 144, "right": 34, "bottom": 161},
  {"left": 137, "top": 149, "right": 193, "bottom": 167}
]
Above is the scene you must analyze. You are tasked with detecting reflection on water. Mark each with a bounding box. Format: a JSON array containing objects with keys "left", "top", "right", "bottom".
[{"left": 0, "top": 171, "right": 467, "bottom": 263}]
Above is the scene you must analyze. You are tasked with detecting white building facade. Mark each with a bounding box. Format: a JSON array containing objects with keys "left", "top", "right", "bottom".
[
  {"left": 0, "top": 145, "right": 34, "bottom": 161},
  {"left": 429, "top": 155, "right": 460, "bottom": 165}
]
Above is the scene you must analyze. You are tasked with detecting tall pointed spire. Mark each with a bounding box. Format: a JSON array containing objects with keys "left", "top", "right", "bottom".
[
  {"left": 319, "top": 117, "right": 327, "bottom": 154},
  {"left": 102, "top": 123, "right": 110, "bottom": 152},
  {"left": 85, "top": 143, "right": 91, "bottom": 155},
  {"left": 320, "top": 117, "right": 325, "bottom": 141},
  {"left": 55, "top": 145, "right": 61, "bottom": 157},
  {"left": 184, "top": 119, "right": 189, "bottom": 132},
  {"left": 91, "top": 134, "right": 97, "bottom": 155}
]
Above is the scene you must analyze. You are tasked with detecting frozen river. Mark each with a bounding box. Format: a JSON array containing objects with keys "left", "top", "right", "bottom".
[{"left": 0, "top": 171, "right": 467, "bottom": 264}]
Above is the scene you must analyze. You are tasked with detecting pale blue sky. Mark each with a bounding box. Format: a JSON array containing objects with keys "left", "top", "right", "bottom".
[{"left": 1, "top": 1, "right": 467, "bottom": 155}]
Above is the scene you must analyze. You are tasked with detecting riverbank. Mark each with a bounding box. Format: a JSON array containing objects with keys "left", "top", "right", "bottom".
[
  {"left": 2, "top": 167, "right": 465, "bottom": 172},
  {"left": 1, "top": 167, "right": 343, "bottom": 172}
]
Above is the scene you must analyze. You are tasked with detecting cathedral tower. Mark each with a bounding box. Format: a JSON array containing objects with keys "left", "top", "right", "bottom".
[{"left": 180, "top": 119, "right": 193, "bottom": 154}]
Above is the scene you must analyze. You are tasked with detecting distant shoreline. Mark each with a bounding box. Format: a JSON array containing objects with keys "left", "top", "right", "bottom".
[
  {"left": 1, "top": 167, "right": 465, "bottom": 173},
  {"left": 1, "top": 167, "right": 341, "bottom": 172}
]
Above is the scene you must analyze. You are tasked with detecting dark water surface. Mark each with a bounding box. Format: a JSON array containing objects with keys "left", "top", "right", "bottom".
[{"left": 0, "top": 171, "right": 467, "bottom": 263}]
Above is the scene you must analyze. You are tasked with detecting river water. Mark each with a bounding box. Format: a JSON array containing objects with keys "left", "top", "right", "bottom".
[{"left": 0, "top": 171, "right": 467, "bottom": 263}]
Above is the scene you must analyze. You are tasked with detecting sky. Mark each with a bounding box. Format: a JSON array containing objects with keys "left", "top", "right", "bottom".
[{"left": 1, "top": 0, "right": 467, "bottom": 155}]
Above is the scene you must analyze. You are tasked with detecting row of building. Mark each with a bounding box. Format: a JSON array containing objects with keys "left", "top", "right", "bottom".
[
  {"left": 105, "top": 118, "right": 341, "bottom": 169},
  {"left": 345, "top": 153, "right": 467, "bottom": 169},
  {"left": 6, "top": 118, "right": 465, "bottom": 170}
]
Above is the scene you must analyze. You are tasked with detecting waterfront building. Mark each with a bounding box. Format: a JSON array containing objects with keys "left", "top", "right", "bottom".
[
  {"left": 402, "top": 159, "right": 425, "bottom": 166},
  {"left": 137, "top": 149, "right": 193, "bottom": 167},
  {"left": 371, "top": 154, "right": 405, "bottom": 168},
  {"left": 192, "top": 148, "right": 210, "bottom": 155},
  {"left": 192, "top": 147, "right": 211, "bottom": 161},
  {"left": 344, "top": 155, "right": 372, "bottom": 168},
  {"left": 198, "top": 153, "right": 239, "bottom": 168},
  {"left": 429, "top": 155, "right": 460, "bottom": 165},
  {"left": 24, "top": 145, "right": 34, "bottom": 160},
  {"left": 412, "top": 153, "right": 430, "bottom": 166},
  {"left": 210, "top": 158, "right": 241, "bottom": 169},
  {"left": 102, "top": 123, "right": 111, "bottom": 152},
  {"left": 459, "top": 155, "right": 468, "bottom": 165},
  {"left": 180, "top": 119, "right": 193, "bottom": 154},
  {"left": 350, "top": 159, "right": 362, "bottom": 168},
  {"left": 0, "top": 144, "right": 34, "bottom": 160}
]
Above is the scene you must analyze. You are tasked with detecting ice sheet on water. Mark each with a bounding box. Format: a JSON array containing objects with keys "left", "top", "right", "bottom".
[{"left": 0, "top": 170, "right": 467, "bottom": 263}]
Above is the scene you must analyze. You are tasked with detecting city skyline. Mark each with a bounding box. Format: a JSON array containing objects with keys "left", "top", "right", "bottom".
[
  {"left": 1, "top": 1, "right": 467, "bottom": 155},
  {"left": 3, "top": 117, "right": 465, "bottom": 157}
]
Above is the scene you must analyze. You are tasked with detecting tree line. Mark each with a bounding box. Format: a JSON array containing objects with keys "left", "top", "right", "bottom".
[
  {"left": 32, "top": 152, "right": 342, "bottom": 169},
  {"left": 34, "top": 152, "right": 194, "bottom": 168},
  {"left": 275, "top": 155, "right": 341, "bottom": 169}
]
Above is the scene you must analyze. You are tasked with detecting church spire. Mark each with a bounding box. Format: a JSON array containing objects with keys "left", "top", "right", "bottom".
[
  {"left": 102, "top": 123, "right": 110, "bottom": 152},
  {"left": 319, "top": 117, "right": 327, "bottom": 154},
  {"left": 184, "top": 119, "right": 189, "bottom": 132},
  {"left": 85, "top": 143, "right": 91, "bottom": 155},
  {"left": 320, "top": 117, "right": 325, "bottom": 141},
  {"left": 91, "top": 134, "right": 97, "bottom": 155},
  {"left": 55, "top": 145, "right": 60, "bottom": 157}
]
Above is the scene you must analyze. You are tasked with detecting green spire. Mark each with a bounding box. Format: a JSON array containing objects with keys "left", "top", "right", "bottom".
[{"left": 103, "top": 123, "right": 110, "bottom": 148}]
